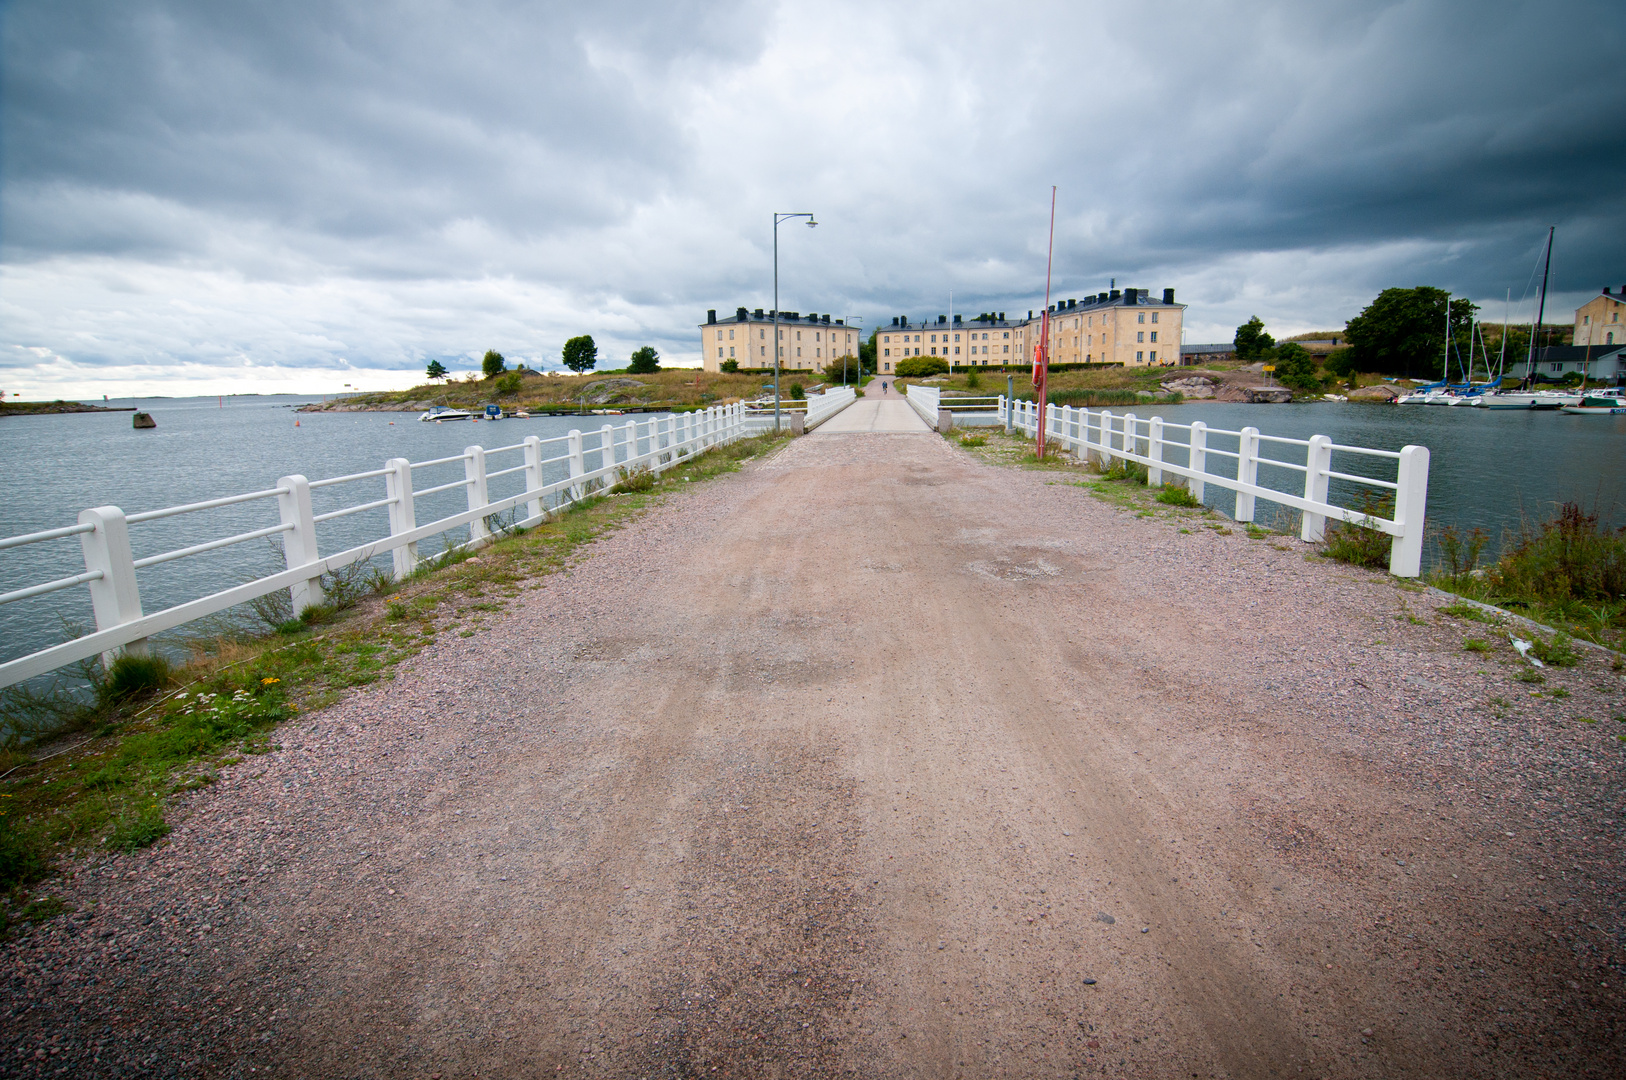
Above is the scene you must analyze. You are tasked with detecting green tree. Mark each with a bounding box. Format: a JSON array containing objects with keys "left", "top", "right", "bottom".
[
  {"left": 1234, "top": 317, "right": 1275, "bottom": 362},
  {"left": 481, "top": 349, "right": 506, "bottom": 378},
  {"left": 1272, "top": 343, "right": 1321, "bottom": 393},
  {"left": 860, "top": 329, "right": 877, "bottom": 372},
  {"left": 628, "top": 346, "right": 660, "bottom": 374},
  {"left": 425, "top": 359, "right": 449, "bottom": 382},
  {"left": 720, "top": 359, "right": 739, "bottom": 373},
  {"left": 1344, "top": 287, "right": 1478, "bottom": 379},
  {"left": 788, "top": 382, "right": 805, "bottom": 400},
  {"left": 562, "top": 335, "right": 598, "bottom": 374}
]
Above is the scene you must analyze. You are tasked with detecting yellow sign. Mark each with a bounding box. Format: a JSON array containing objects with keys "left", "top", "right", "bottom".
[{"left": 1262, "top": 365, "right": 1276, "bottom": 372}]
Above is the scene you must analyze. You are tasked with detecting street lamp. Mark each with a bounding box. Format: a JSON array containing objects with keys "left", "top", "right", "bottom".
[{"left": 774, "top": 212, "right": 817, "bottom": 431}]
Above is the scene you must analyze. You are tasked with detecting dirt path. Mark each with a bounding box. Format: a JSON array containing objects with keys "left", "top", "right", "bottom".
[{"left": 6, "top": 431, "right": 1624, "bottom": 1078}]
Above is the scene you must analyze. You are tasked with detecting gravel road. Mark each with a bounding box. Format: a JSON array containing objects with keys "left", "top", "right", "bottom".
[{"left": 4, "top": 429, "right": 1623, "bottom": 1078}]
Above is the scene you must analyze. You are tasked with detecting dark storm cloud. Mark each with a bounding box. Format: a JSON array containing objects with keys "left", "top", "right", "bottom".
[{"left": 1, "top": 0, "right": 1621, "bottom": 389}]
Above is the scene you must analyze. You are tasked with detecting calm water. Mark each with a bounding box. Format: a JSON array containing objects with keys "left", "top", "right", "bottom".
[{"left": 2, "top": 395, "right": 1623, "bottom": 671}]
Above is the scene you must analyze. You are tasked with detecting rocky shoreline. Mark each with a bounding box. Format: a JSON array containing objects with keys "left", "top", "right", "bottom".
[{"left": 0, "top": 401, "right": 136, "bottom": 417}]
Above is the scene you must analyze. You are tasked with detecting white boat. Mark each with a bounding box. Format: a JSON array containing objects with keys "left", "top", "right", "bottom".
[
  {"left": 1531, "top": 391, "right": 1582, "bottom": 410},
  {"left": 481, "top": 403, "right": 503, "bottom": 421},
  {"left": 1476, "top": 392, "right": 1536, "bottom": 409},
  {"left": 1560, "top": 395, "right": 1626, "bottom": 415},
  {"left": 418, "top": 407, "right": 473, "bottom": 422}
]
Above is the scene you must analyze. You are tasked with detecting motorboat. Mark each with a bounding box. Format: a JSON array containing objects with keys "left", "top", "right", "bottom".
[
  {"left": 1560, "top": 395, "right": 1626, "bottom": 415},
  {"left": 481, "top": 403, "right": 504, "bottom": 421},
  {"left": 418, "top": 406, "right": 473, "bottom": 422},
  {"left": 1531, "top": 390, "right": 1582, "bottom": 410}
]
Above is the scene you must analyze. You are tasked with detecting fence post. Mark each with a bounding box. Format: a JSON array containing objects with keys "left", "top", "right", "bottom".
[
  {"left": 385, "top": 457, "right": 418, "bottom": 578},
  {"left": 567, "top": 429, "right": 585, "bottom": 501},
  {"left": 1235, "top": 426, "right": 1260, "bottom": 522},
  {"left": 276, "top": 474, "right": 324, "bottom": 616},
  {"left": 1148, "top": 418, "right": 1166, "bottom": 486},
  {"left": 78, "top": 506, "right": 146, "bottom": 665},
  {"left": 600, "top": 424, "right": 617, "bottom": 478},
  {"left": 465, "top": 445, "right": 491, "bottom": 543},
  {"left": 1099, "top": 410, "right": 1114, "bottom": 461},
  {"left": 1188, "top": 422, "right": 1207, "bottom": 504},
  {"left": 624, "top": 419, "right": 639, "bottom": 469},
  {"left": 1123, "top": 413, "right": 1138, "bottom": 463},
  {"left": 1389, "top": 445, "right": 1431, "bottom": 577},
  {"left": 523, "top": 435, "right": 545, "bottom": 524},
  {"left": 1059, "top": 405, "right": 1073, "bottom": 454},
  {"left": 1300, "top": 434, "right": 1333, "bottom": 542}
]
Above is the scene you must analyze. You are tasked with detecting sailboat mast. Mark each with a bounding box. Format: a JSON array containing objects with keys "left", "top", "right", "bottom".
[
  {"left": 1499, "top": 288, "right": 1509, "bottom": 381},
  {"left": 1527, "top": 226, "right": 1554, "bottom": 386},
  {"left": 1443, "top": 294, "right": 1451, "bottom": 383}
]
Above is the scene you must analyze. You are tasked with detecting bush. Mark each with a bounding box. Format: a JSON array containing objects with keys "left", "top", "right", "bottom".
[
  {"left": 1325, "top": 347, "right": 1355, "bottom": 378},
  {"left": 1321, "top": 490, "right": 1395, "bottom": 569},
  {"left": 102, "top": 653, "right": 174, "bottom": 703},
  {"left": 1490, "top": 503, "right": 1626, "bottom": 604},
  {"left": 495, "top": 372, "right": 523, "bottom": 396},
  {"left": 1530, "top": 633, "right": 1579, "bottom": 668},
  {"left": 895, "top": 357, "right": 949, "bottom": 378},
  {"left": 1156, "top": 483, "right": 1202, "bottom": 508},
  {"left": 958, "top": 434, "right": 987, "bottom": 447},
  {"left": 1272, "top": 343, "right": 1321, "bottom": 393},
  {"left": 1434, "top": 524, "right": 1489, "bottom": 587},
  {"left": 789, "top": 383, "right": 804, "bottom": 401},
  {"left": 720, "top": 359, "right": 739, "bottom": 373},
  {"left": 610, "top": 466, "right": 655, "bottom": 494},
  {"left": 965, "top": 367, "right": 981, "bottom": 389}
]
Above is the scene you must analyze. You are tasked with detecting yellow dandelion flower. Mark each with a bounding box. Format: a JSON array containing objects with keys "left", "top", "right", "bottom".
[{"left": 261, "top": 677, "right": 281, "bottom": 685}]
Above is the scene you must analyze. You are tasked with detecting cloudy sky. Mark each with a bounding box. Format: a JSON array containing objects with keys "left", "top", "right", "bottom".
[{"left": 2, "top": 0, "right": 1622, "bottom": 397}]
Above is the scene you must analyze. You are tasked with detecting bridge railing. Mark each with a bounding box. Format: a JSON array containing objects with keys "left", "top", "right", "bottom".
[
  {"left": 0, "top": 404, "right": 747, "bottom": 689},
  {"left": 804, "top": 386, "right": 857, "bottom": 429},
  {"left": 905, "top": 384, "right": 940, "bottom": 427},
  {"left": 998, "top": 397, "right": 1430, "bottom": 577}
]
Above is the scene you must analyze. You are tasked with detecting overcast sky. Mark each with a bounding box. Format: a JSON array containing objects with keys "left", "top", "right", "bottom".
[{"left": 3, "top": 0, "right": 1622, "bottom": 397}]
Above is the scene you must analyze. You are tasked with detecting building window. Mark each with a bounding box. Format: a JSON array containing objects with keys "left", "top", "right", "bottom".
[
  {"left": 761, "top": 346, "right": 766, "bottom": 356},
  {"left": 1608, "top": 332, "right": 1615, "bottom": 344},
  {"left": 729, "top": 329, "right": 735, "bottom": 339},
  {"left": 883, "top": 348, "right": 890, "bottom": 357},
  {"left": 884, "top": 362, "right": 891, "bottom": 372},
  {"left": 729, "top": 347, "right": 735, "bottom": 357},
  {"left": 1151, "top": 313, "right": 1159, "bottom": 324},
  {"left": 954, "top": 346, "right": 960, "bottom": 355},
  {"left": 1138, "top": 313, "right": 1145, "bottom": 324},
  {"left": 797, "top": 347, "right": 801, "bottom": 357},
  {"left": 796, "top": 331, "right": 801, "bottom": 341},
  {"left": 954, "top": 333, "right": 960, "bottom": 342},
  {"left": 930, "top": 347, "right": 937, "bottom": 356},
  {"left": 1003, "top": 332, "right": 1010, "bottom": 338},
  {"left": 1150, "top": 350, "right": 1157, "bottom": 362},
  {"left": 883, "top": 335, "right": 890, "bottom": 343},
  {"left": 1137, "top": 332, "right": 1144, "bottom": 342},
  {"left": 716, "top": 330, "right": 722, "bottom": 340},
  {"left": 1003, "top": 345, "right": 1009, "bottom": 353},
  {"left": 1584, "top": 315, "right": 1590, "bottom": 324},
  {"left": 1137, "top": 351, "right": 1144, "bottom": 361},
  {"left": 1150, "top": 332, "right": 1158, "bottom": 342},
  {"left": 717, "top": 348, "right": 723, "bottom": 358}
]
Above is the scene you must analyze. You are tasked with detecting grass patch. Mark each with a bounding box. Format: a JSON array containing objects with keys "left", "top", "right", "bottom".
[
  {"left": 1530, "top": 632, "right": 1579, "bottom": 668},
  {"left": 1440, "top": 602, "right": 1497, "bottom": 624},
  {"left": 1430, "top": 502, "right": 1626, "bottom": 650},
  {"left": 1319, "top": 490, "right": 1394, "bottom": 570},
  {"left": 1155, "top": 483, "right": 1202, "bottom": 508},
  {"left": 1514, "top": 668, "right": 1545, "bottom": 684},
  {"left": 1463, "top": 638, "right": 1491, "bottom": 653},
  {"left": 0, "top": 430, "right": 791, "bottom": 924},
  {"left": 957, "top": 434, "right": 987, "bottom": 448}
]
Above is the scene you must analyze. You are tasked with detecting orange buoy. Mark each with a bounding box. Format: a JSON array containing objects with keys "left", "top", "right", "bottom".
[{"left": 295, "top": 419, "right": 300, "bottom": 426}]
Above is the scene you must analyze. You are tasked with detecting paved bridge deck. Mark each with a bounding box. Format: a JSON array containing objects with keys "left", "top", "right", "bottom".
[
  {"left": 7, "top": 426, "right": 1618, "bottom": 1077},
  {"left": 814, "top": 382, "right": 931, "bottom": 433}
]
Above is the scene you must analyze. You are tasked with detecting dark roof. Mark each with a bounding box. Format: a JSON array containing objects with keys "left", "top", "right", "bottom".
[
  {"left": 1529, "top": 344, "right": 1626, "bottom": 362},
  {"left": 1182, "top": 343, "right": 1234, "bottom": 353},
  {"left": 883, "top": 315, "right": 1019, "bottom": 330}
]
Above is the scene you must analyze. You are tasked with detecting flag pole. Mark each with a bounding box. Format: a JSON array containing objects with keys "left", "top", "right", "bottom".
[{"left": 1035, "top": 186, "right": 1057, "bottom": 458}]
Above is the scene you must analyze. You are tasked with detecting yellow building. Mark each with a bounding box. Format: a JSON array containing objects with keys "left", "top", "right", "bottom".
[
  {"left": 700, "top": 308, "right": 860, "bottom": 373},
  {"left": 1017, "top": 288, "right": 1186, "bottom": 368},
  {"left": 875, "top": 312, "right": 1020, "bottom": 374},
  {"left": 1575, "top": 287, "right": 1626, "bottom": 348}
]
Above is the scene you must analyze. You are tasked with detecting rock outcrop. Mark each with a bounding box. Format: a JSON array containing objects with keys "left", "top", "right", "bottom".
[{"left": 1348, "top": 384, "right": 1400, "bottom": 402}]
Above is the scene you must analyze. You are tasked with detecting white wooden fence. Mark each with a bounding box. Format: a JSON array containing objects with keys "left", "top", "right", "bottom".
[
  {"left": 0, "top": 405, "right": 747, "bottom": 689},
  {"left": 905, "top": 384, "right": 940, "bottom": 427},
  {"left": 999, "top": 397, "right": 1431, "bottom": 577},
  {"left": 804, "top": 386, "right": 857, "bottom": 429}
]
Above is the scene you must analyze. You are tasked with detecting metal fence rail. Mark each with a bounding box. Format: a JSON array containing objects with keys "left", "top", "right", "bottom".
[
  {"left": 999, "top": 396, "right": 1430, "bottom": 577},
  {"left": 0, "top": 405, "right": 747, "bottom": 689}
]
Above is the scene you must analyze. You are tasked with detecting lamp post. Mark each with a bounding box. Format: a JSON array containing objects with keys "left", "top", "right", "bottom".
[{"left": 773, "top": 212, "right": 817, "bottom": 431}]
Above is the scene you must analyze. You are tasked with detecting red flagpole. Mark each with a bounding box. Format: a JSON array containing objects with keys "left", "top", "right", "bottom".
[{"left": 1034, "top": 186, "right": 1057, "bottom": 458}]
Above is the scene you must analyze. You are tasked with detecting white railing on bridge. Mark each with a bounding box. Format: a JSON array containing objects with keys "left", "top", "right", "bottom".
[
  {"left": 804, "top": 386, "right": 857, "bottom": 429},
  {"left": 0, "top": 405, "right": 748, "bottom": 689},
  {"left": 905, "top": 384, "right": 940, "bottom": 427},
  {"left": 998, "top": 396, "right": 1430, "bottom": 578}
]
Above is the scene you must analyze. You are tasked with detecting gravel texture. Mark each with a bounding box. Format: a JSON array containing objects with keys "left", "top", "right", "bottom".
[{"left": 2, "top": 429, "right": 1623, "bottom": 1078}]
